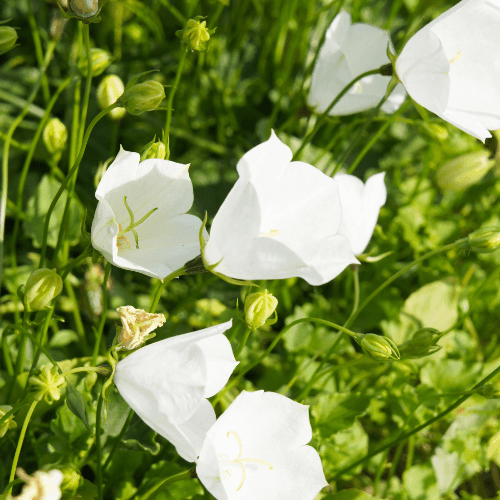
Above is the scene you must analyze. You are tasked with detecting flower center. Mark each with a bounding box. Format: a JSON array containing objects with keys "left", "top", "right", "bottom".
[
  {"left": 218, "top": 431, "right": 273, "bottom": 492},
  {"left": 116, "top": 196, "right": 158, "bottom": 250}
]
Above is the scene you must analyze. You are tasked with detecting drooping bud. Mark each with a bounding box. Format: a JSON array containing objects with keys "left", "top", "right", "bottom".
[
  {"left": 59, "top": 466, "right": 82, "bottom": 495},
  {"left": 140, "top": 138, "right": 167, "bottom": 161},
  {"left": 118, "top": 80, "right": 166, "bottom": 116},
  {"left": 468, "top": 226, "right": 500, "bottom": 254},
  {"left": 14, "top": 469, "right": 64, "bottom": 500},
  {"left": 69, "top": 0, "right": 99, "bottom": 18},
  {"left": 176, "top": 17, "right": 215, "bottom": 52},
  {"left": 116, "top": 306, "right": 166, "bottom": 350},
  {"left": 29, "top": 365, "right": 66, "bottom": 403},
  {"left": 477, "top": 383, "right": 500, "bottom": 399},
  {"left": 356, "top": 333, "right": 400, "bottom": 361},
  {"left": 97, "top": 74, "right": 126, "bottom": 121},
  {"left": 78, "top": 48, "right": 112, "bottom": 77},
  {"left": 244, "top": 289, "right": 278, "bottom": 330},
  {"left": 398, "top": 327, "right": 443, "bottom": 358},
  {"left": 0, "top": 405, "right": 17, "bottom": 438},
  {"left": 436, "top": 150, "right": 494, "bottom": 191},
  {"left": 43, "top": 118, "right": 68, "bottom": 162},
  {"left": 0, "top": 26, "right": 18, "bottom": 55},
  {"left": 24, "top": 268, "right": 63, "bottom": 312}
]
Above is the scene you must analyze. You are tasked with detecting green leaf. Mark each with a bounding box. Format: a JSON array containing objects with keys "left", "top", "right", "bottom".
[
  {"left": 122, "top": 413, "right": 160, "bottom": 455},
  {"left": 48, "top": 329, "right": 79, "bottom": 348},
  {"left": 402, "top": 465, "right": 439, "bottom": 500},
  {"left": 324, "top": 490, "right": 380, "bottom": 500},
  {"left": 66, "top": 382, "right": 91, "bottom": 433}
]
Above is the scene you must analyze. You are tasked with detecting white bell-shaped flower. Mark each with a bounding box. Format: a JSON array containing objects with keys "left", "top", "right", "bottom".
[
  {"left": 203, "top": 132, "right": 358, "bottom": 286},
  {"left": 396, "top": 0, "right": 500, "bottom": 141},
  {"left": 114, "top": 320, "right": 238, "bottom": 462},
  {"left": 335, "top": 172, "right": 387, "bottom": 255},
  {"left": 308, "top": 10, "right": 406, "bottom": 116},
  {"left": 196, "top": 390, "right": 328, "bottom": 500},
  {"left": 91, "top": 147, "right": 204, "bottom": 279}
]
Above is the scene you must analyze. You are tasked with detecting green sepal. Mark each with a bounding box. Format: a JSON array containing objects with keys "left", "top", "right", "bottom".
[
  {"left": 412, "top": 99, "right": 430, "bottom": 121},
  {"left": 124, "top": 70, "right": 160, "bottom": 92},
  {"left": 357, "top": 250, "right": 393, "bottom": 263},
  {"left": 92, "top": 248, "right": 102, "bottom": 264},
  {"left": 56, "top": 2, "right": 102, "bottom": 23},
  {"left": 264, "top": 310, "right": 278, "bottom": 328},
  {"left": 81, "top": 208, "right": 91, "bottom": 242},
  {"left": 66, "top": 382, "right": 91, "bottom": 433}
]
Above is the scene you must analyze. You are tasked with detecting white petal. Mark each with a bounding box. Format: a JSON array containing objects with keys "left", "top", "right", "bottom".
[
  {"left": 91, "top": 196, "right": 119, "bottom": 263},
  {"left": 336, "top": 172, "right": 387, "bottom": 255}
]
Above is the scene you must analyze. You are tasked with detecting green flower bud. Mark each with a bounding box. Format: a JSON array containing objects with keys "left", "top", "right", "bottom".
[
  {"left": 70, "top": 0, "right": 99, "bottom": 18},
  {"left": 478, "top": 383, "right": 500, "bottom": 399},
  {"left": 97, "top": 74, "right": 126, "bottom": 121},
  {"left": 359, "top": 334, "right": 400, "bottom": 361},
  {"left": 0, "top": 26, "right": 18, "bottom": 55},
  {"left": 468, "top": 226, "right": 500, "bottom": 254},
  {"left": 78, "top": 48, "right": 112, "bottom": 77},
  {"left": 43, "top": 118, "right": 68, "bottom": 162},
  {"left": 0, "top": 405, "right": 17, "bottom": 438},
  {"left": 29, "top": 365, "right": 66, "bottom": 404},
  {"left": 399, "top": 328, "right": 443, "bottom": 358},
  {"left": 421, "top": 123, "right": 448, "bottom": 141},
  {"left": 436, "top": 150, "right": 494, "bottom": 191},
  {"left": 244, "top": 289, "right": 278, "bottom": 330},
  {"left": 140, "top": 139, "right": 167, "bottom": 161},
  {"left": 176, "top": 17, "right": 216, "bottom": 52},
  {"left": 119, "top": 80, "right": 166, "bottom": 115},
  {"left": 59, "top": 466, "right": 82, "bottom": 494},
  {"left": 24, "top": 268, "right": 63, "bottom": 312}
]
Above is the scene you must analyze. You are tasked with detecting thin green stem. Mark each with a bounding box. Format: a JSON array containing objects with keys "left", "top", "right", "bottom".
[
  {"left": 138, "top": 468, "right": 196, "bottom": 500},
  {"left": 78, "top": 24, "right": 93, "bottom": 151},
  {"left": 103, "top": 409, "right": 133, "bottom": 472},
  {"left": 149, "top": 267, "right": 187, "bottom": 313},
  {"left": 163, "top": 48, "right": 188, "bottom": 151},
  {"left": 96, "top": 392, "right": 104, "bottom": 500},
  {"left": 234, "top": 328, "right": 252, "bottom": 358},
  {"left": 329, "top": 361, "right": 500, "bottom": 481},
  {"left": 92, "top": 262, "right": 112, "bottom": 365},
  {"left": 38, "top": 103, "right": 118, "bottom": 268},
  {"left": 382, "top": 440, "right": 405, "bottom": 497},
  {"left": 373, "top": 449, "right": 389, "bottom": 496},
  {"left": 293, "top": 68, "right": 383, "bottom": 161},
  {"left": 0, "top": 396, "right": 32, "bottom": 432},
  {"left": 59, "top": 246, "right": 92, "bottom": 280}
]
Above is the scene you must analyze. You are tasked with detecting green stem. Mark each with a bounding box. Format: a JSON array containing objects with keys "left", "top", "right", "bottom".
[
  {"left": 329, "top": 361, "right": 500, "bottom": 481},
  {"left": 149, "top": 267, "right": 186, "bottom": 313},
  {"left": 163, "top": 48, "right": 188, "bottom": 152},
  {"left": 293, "top": 68, "right": 383, "bottom": 161},
  {"left": 382, "top": 440, "right": 405, "bottom": 496},
  {"left": 103, "top": 409, "right": 134, "bottom": 472},
  {"left": 5, "top": 400, "right": 39, "bottom": 499},
  {"left": 13, "top": 310, "right": 31, "bottom": 382},
  {"left": 138, "top": 468, "right": 196, "bottom": 500},
  {"left": 0, "top": 395, "right": 32, "bottom": 432},
  {"left": 405, "top": 436, "right": 415, "bottom": 470},
  {"left": 372, "top": 449, "right": 389, "bottom": 496},
  {"left": 38, "top": 103, "right": 118, "bottom": 268},
  {"left": 59, "top": 246, "right": 92, "bottom": 280},
  {"left": 92, "top": 262, "right": 112, "bottom": 365},
  {"left": 234, "top": 328, "right": 252, "bottom": 358},
  {"left": 96, "top": 392, "right": 104, "bottom": 500},
  {"left": 78, "top": 24, "right": 93, "bottom": 151}
]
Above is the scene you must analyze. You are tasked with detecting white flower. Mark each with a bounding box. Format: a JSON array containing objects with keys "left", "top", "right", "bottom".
[
  {"left": 308, "top": 10, "right": 406, "bottom": 116},
  {"left": 91, "top": 147, "right": 204, "bottom": 279},
  {"left": 196, "top": 390, "right": 328, "bottom": 500},
  {"left": 13, "top": 469, "right": 63, "bottom": 500},
  {"left": 335, "top": 172, "right": 387, "bottom": 255},
  {"left": 114, "top": 320, "right": 238, "bottom": 462},
  {"left": 396, "top": 0, "right": 500, "bottom": 142},
  {"left": 203, "top": 132, "right": 358, "bottom": 286}
]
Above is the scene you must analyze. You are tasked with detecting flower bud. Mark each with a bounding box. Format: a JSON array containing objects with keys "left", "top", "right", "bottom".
[
  {"left": 140, "top": 139, "right": 167, "bottom": 161},
  {"left": 43, "top": 118, "right": 68, "bottom": 162},
  {"left": 436, "top": 150, "right": 494, "bottom": 191},
  {"left": 176, "top": 17, "right": 215, "bottom": 52},
  {"left": 0, "top": 405, "right": 17, "bottom": 438},
  {"left": 78, "top": 48, "right": 112, "bottom": 77},
  {"left": 359, "top": 333, "right": 400, "bottom": 361},
  {"left": 116, "top": 306, "right": 166, "bottom": 350},
  {"left": 421, "top": 122, "right": 448, "bottom": 141},
  {"left": 118, "top": 80, "right": 166, "bottom": 115},
  {"left": 399, "top": 327, "right": 443, "bottom": 358},
  {"left": 478, "top": 383, "right": 500, "bottom": 399},
  {"left": 24, "top": 268, "right": 63, "bottom": 312},
  {"left": 0, "top": 26, "right": 18, "bottom": 55},
  {"left": 59, "top": 466, "right": 82, "bottom": 495},
  {"left": 244, "top": 289, "right": 278, "bottom": 330},
  {"left": 468, "top": 226, "right": 500, "bottom": 253},
  {"left": 97, "top": 74, "right": 126, "bottom": 121},
  {"left": 70, "top": 0, "right": 99, "bottom": 17},
  {"left": 29, "top": 365, "right": 66, "bottom": 404}
]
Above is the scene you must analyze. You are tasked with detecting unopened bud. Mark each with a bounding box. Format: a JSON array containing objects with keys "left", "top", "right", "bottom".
[
  {"left": 478, "top": 383, "right": 500, "bottom": 399},
  {"left": 422, "top": 123, "right": 448, "bottom": 141},
  {"left": 49, "top": 9, "right": 69, "bottom": 41},
  {"left": 97, "top": 74, "right": 126, "bottom": 121},
  {"left": 119, "top": 80, "right": 166, "bottom": 115},
  {"left": 399, "top": 327, "right": 443, "bottom": 358},
  {"left": 78, "top": 48, "right": 112, "bottom": 77},
  {"left": 24, "top": 268, "right": 63, "bottom": 312},
  {"left": 244, "top": 289, "right": 278, "bottom": 330},
  {"left": 0, "top": 26, "right": 18, "bottom": 55},
  {"left": 70, "top": 0, "right": 99, "bottom": 18},
  {"left": 468, "top": 226, "right": 500, "bottom": 253},
  {"left": 59, "top": 467, "right": 82, "bottom": 494},
  {"left": 0, "top": 405, "right": 17, "bottom": 438},
  {"left": 436, "top": 150, "right": 494, "bottom": 191},
  {"left": 116, "top": 306, "right": 166, "bottom": 350},
  {"left": 43, "top": 118, "right": 68, "bottom": 162},
  {"left": 29, "top": 365, "right": 66, "bottom": 404},
  {"left": 358, "top": 333, "right": 400, "bottom": 361},
  {"left": 140, "top": 139, "right": 167, "bottom": 161},
  {"left": 176, "top": 17, "right": 215, "bottom": 52}
]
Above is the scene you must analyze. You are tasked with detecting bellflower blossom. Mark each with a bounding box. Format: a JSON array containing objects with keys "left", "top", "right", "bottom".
[
  {"left": 114, "top": 320, "right": 237, "bottom": 462},
  {"left": 91, "top": 147, "right": 204, "bottom": 279},
  {"left": 203, "top": 132, "right": 358, "bottom": 286},
  {"left": 396, "top": 0, "right": 500, "bottom": 141},
  {"left": 196, "top": 390, "right": 328, "bottom": 500},
  {"left": 308, "top": 10, "right": 406, "bottom": 116}
]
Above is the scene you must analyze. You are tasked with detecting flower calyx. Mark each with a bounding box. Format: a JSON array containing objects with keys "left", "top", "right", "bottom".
[
  {"left": 467, "top": 226, "right": 500, "bottom": 254},
  {"left": 29, "top": 365, "right": 66, "bottom": 403},
  {"left": 398, "top": 327, "right": 444, "bottom": 359},
  {"left": 244, "top": 289, "right": 278, "bottom": 331},
  {"left": 176, "top": 16, "right": 215, "bottom": 52},
  {"left": 0, "top": 23, "right": 18, "bottom": 55},
  {"left": 354, "top": 333, "right": 400, "bottom": 361},
  {"left": 23, "top": 268, "right": 63, "bottom": 312},
  {"left": 118, "top": 71, "right": 167, "bottom": 116},
  {"left": 140, "top": 136, "right": 168, "bottom": 161}
]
